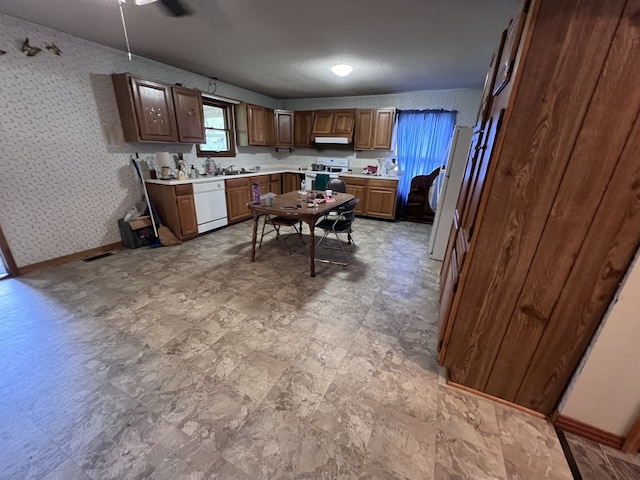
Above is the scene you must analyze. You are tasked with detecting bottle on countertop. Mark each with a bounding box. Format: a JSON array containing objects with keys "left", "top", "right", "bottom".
[
  {"left": 190, "top": 165, "right": 198, "bottom": 179},
  {"left": 252, "top": 183, "right": 261, "bottom": 204}
]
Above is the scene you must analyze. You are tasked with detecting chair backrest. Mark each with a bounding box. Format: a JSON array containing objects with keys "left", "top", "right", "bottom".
[
  {"left": 338, "top": 197, "right": 359, "bottom": 224},
  {"left": 327, "top": 178, "right": 347, "bottom": 193}
]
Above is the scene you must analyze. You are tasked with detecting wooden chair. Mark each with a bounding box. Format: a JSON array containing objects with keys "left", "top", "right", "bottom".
[
  {"left": 405, "top": 168, "right": 440, "bottom": 223},
  {"left": 259, "top": 215, "right": 305, "bottom": 254}
]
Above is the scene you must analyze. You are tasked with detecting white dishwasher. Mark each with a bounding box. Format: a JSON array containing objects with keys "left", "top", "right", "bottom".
[{"left": 193, "top": 180, "right": 228, "bottom": 233}]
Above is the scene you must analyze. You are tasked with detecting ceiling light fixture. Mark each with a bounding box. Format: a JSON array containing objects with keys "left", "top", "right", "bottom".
[{"left": 331, "top": 64, "right": 353, "bottom": 76}]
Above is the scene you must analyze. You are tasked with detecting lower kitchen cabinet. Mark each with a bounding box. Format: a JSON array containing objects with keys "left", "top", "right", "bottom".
[
  {"left": 225, "top": 177, "right": 252, "bottom": 223},
  {"left": 342, "top": 177, "right": 367, "bottom": 215},
  {"left": 283, "top": 173, "right": 303, "bottom": 193},
  {"left": 146, "top": 183, "right": 198, "bottom": 240},
  {"left": 341, "top": 176, "right": 397, "bottom": 219},
  {"left": 366, "top": 179, "right": 397, "bottom": 219},
  {"left": 270, "top": 174, "right": 282, "bottom": 194}
]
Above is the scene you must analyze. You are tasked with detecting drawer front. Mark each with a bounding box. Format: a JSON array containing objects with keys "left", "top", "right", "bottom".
[
  {"left": 270, "top": 173, "right": 281, "bottom": 181},
  {"left": 368, "top": 178, "right": 397, "bottom": 189},
  {"left": 340, "top": 176, "right": 366, "bottom": 186},
  {"left": 252, "top": 174, "right": 270, "bottom": 184},
  {"left": 225, "top": 177, "right": 249, "bottom": 188},
  {"left": 174, "top": 184, "right": 193, "bottom": 196}
]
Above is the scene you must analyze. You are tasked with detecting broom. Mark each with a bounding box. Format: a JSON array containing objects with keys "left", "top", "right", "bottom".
[{"left": 131, "top": 156, "right": 182, "bottom": 247}]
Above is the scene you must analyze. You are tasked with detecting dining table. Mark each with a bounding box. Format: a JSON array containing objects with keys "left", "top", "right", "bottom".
[{"left": 247, "top": 190, "right": 355, "bottom": 277}]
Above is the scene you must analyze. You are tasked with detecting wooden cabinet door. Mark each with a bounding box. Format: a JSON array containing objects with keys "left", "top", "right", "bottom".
[
  {"left": 130, "top": 77, "right": 178, "bottom": 142},
  {"left": 437, "top": 115, "right": 501, "bottom": 360},
  {"left": 372, "top": 108, "right": 395, "bottom": 150},
  {"left": 270, "top": 174, "right": 281, "bottom": 195},
  {"left": 460, "top": 112, "right": 503, "bottom": 243},
  {"left": 275, "top": 110, "right": 294, "bottom": 147},
  {"left": 265, "top": 108, "right": 275, "bottom": 146},
  {"left": 355, "top": 110, "right": 374, "bottom": 150},
  {"left": 225, "top": 180, "right": 251, "bottom": 223},
  {"left": 294, "top": 111, "right": 314, "bottom": 147},
  {"left": 333, "top": 111, "right": 356, "bottom": 134},
  {"left": 253, "top": 174, "right": 270, "bottom": 195},
  {"left": 172, "top": 86, "right": 205, "bottom": 143},
  {"left": 366, "top": 187, "right": 396, "bottom": 219},
  {"left": 176, "top": 194, "right": 197, "bottom": 237},
  {"left": 247, "top": 104, "right": 275, "bottom": 146},
  {"left": 313, "top": 111, "right": 334, "bottom": 134},
  {"left": 344, "top": 182, "right": 367, "bottom": 214},
  {"left": 283, "top": 173, "right": 301, "bottom": 193},
  {"left": 438, "top": 247, "right": 459, "bottom": 353}
]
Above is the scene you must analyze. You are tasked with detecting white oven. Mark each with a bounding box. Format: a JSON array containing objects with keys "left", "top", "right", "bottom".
[
  {"left": 193, "top": 180, "right": 228, "bottom": 233},
  {"left": 305, "top": 158, "right": 349, "bottom": 190}
]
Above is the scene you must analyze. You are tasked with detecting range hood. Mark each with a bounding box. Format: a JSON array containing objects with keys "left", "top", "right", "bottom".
[{"left": 314, "top": 136, "right": 350, "bottom": 145}]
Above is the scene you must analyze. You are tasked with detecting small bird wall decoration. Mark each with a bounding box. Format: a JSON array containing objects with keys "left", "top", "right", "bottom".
[
  {"left": 0, "top": 49, "right": 6, "bottom": 56},
  {"left": 45, "top": 43, "right": 62, "bottom": 56},
  {"left": 21, "top": 38, "right": 41, "bottom": 57}
]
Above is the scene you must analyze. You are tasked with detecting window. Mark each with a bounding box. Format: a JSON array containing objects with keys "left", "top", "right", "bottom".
[{"left": 196, "top": 98, "right": 236, "bottom": 157}]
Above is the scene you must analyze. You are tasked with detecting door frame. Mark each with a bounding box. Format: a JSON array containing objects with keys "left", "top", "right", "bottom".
[
  {"left": 622, "top": 416, "right": 640, "bottom": 453},
  {"left": 0, "top": 225, "right": 18, "bottom": 277}
]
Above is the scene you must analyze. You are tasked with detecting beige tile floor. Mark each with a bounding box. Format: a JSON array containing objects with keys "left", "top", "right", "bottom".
[{"left": 0, "top": 218, "right": 575, "bottom": 479}]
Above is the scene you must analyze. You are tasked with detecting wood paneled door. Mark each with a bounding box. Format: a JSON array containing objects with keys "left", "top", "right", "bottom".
[{"left": 438, "top": 0, "right": 640, "bottom": 415}]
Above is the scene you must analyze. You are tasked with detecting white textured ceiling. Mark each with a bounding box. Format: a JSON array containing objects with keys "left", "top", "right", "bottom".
[{"left": 0, "top": 0, "right": 521, "bottom": 99}]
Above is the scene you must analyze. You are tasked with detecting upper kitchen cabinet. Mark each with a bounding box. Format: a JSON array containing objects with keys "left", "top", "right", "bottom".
[
  {"left": 355, "top": 108, "right": 396, "bottom": 150},
  {"left": 294, "top": 111, "right": 314, "bottom": 147},
  {"left": 235, "top": 103, "right": 275, "bottom": 147},
  {"left": 171, "top": 86, "right": 206, "bottom": 143},
  {"left": 438, "top": 0, "right": 640, "bottom": 416},
  {"left": 311, "top": 109, "right": 357, "bottom": 144},
  {"left": 274, "top": 109, "right": 294, "bottom": 149},
  {"left": 111, "top": 73, "right": 204, "bottom": 144}
]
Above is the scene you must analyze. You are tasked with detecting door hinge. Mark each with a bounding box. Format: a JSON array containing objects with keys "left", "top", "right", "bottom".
[{"left": 437, "top": 339, "right": 443, "bottom": 352}]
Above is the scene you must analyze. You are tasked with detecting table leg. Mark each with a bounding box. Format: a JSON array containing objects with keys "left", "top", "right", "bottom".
[
  {"left": 251, "top": 211, "right": 258, "bottom": 262},
  {"left": 308, "top": 222, "right": 315, "bottom": 277}
]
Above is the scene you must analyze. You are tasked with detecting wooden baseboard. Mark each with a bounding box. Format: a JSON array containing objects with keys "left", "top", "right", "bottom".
[
  {"left": 18, "top": 242, "right": 123, "bottom": 275},
  {"left": 446, "top": 377, "right": 547, "bottom": 419},
  {"left": 554, "top": 414, "right": 624, "bottom": 450}
]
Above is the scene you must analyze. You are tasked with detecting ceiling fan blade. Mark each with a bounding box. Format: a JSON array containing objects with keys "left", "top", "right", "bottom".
[{"left": 160, "top": 0, "right": 191, "bottom": 16}]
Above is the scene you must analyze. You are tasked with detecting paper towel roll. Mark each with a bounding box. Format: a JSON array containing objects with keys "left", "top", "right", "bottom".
[{"left": 156, "top": 152, "right": 172, "bottom": 166}]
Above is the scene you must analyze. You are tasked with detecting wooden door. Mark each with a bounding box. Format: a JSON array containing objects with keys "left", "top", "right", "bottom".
[
  {"left": 333, "top": 110, "right": 356, "bottom": 134},
  {"left": 283, "top": 173, "right": 301, "bottom": 193},
  {"left": 225, "top": 177, "right": 251, "bottom": 222},
  {"left": 294, "top": 111, "right": 314, "bottom": 147},
  {"left": 253, "top": 174, "right": 270, "bottom": 196},
  {"left": 313, "top": 111, "right": 334, "bottom": 134},
  {"left": 130, "top": 77, "right": 177, "bottom": 142},
  {"left": 355, "top": 110, "right": 374, "bottom": 150},
  {"left": 265, "top": 108, "right": 275, "bottom": 146},
  {"left": 172, "top": 86, "right": 205, "bottom": 143},
  {"left": 437, "top": 112, "right": 502, "bottom": 362},
  {"left": 366, "top": 179, "right": 397, "bottom": 219},
  {"left": 270, "top": 174, "right": 282, "bottom": 195},
  {"left": 275, "top": 110, "right": 294, "bottom": 147},
  {"left": 176, "top": 194, "right": 197, "bottom": 237},
  {"left": 343, "top": 179, "right": 367, "bottom": 214},
  {"left": 247, "top": 104, "right": 273, "bottom": 146},
  {"left": 372, "top": 108, "right": 395, "bottom": 150}
]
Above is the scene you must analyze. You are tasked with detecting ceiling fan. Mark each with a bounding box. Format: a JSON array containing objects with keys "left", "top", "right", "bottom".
[{"left": 134, "top": 0, "right": 191, "bottom": 17}]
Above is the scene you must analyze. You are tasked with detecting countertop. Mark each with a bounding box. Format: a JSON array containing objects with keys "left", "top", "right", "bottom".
[{"left": 145, "top": 169, "right": 400, "bottom": 185}]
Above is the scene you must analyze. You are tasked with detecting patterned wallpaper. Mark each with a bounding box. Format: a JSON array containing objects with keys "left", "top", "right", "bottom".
[
  {"left": 0, "top": 13, "right": 481, "bottom": 267},
  {"left": 0, "top": 14, "right": 283, "bottom": 268}
]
